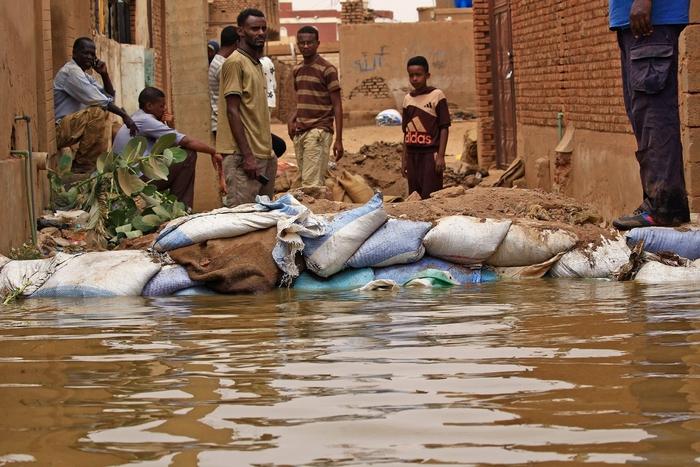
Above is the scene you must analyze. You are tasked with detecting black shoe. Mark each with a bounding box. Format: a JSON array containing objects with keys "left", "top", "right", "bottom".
[{"left": 612, "top": 212, "right": 660, "bottom": 231}]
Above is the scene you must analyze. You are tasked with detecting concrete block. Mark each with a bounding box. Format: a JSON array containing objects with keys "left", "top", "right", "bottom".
[
  {"left": 679, "top": 27, "right": 700, "bottom": 92},
  {"left": 682, "top": 126, "right": 700, "bottom": 163},
  {"left": 689, "top": 196, "right": 700, "bottom": 213},
  {"left": 691, "top": 0, "right": 700, "bottom": 24},
  {"left": 680, "top": 93, "right": 700, "bottom": 127},
  {"left": 685, "top": 161, "right": 700, "bottom": 196}
]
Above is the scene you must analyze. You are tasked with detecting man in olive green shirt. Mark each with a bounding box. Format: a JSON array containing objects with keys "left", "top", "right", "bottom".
[{"left": 216, "top": 8, "right": 275, "bottom": 207}]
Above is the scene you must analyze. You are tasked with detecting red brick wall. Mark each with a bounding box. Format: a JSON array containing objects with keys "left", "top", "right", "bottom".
[
  {"left": 207, "top": 0, "right": 280, "bottom": 40},
  {"left": 472, "top": 0, "right": 496, "bottom": 166},
  {"left": 473, "top": 0, "right": 630, "bottom": 163},
  {"left": 151, "top": 0, "right": 166, "bottom": 90}
]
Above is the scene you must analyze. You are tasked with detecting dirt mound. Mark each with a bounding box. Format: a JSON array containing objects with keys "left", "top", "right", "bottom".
[
  {"left": 336, "top": 142, "right": 407, "bottom": 198},
  {"left": 298, "top": 186, "right": 613, "bottom": 246}
]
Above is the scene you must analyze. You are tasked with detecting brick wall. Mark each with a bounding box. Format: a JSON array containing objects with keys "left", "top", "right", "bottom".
[
  {"left": 151, "top": 0, "right": 167, "bottom": 90},
  {"left": 340, "top": 0, "right": 370, "bottom": 24},
  {"left": 207, "top": 0, "right": 280, "bottom": 40},
  {"left": 472, "top": 0, "right": 496, "bottom": 166},
  {"left": 473, "top": 0, "right": 629, "bottom": 166},
  {"left": 681, "top": 3, "right": 700, "bottom": 212}
]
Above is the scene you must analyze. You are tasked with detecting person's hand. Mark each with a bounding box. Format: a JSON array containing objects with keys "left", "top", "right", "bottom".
[
  {"left": 94, "top": 58, "right": 108, "bottom": 75},
  {"left": 214, "top": 155, "right": 227, "bottom": 195},
  {"left": 434, "top": 153, "right": 445, "bottom": 173},
  {"left": 162, "top": 108, "right": 174, "bottom": 126},
  {"left": 287, "top": 120, "right": 296, "bottom": 140},
  {"left": 333, "top": 140, "right": 344, "bottom": 161},
  {"left": 242, "top": 153, "right": 259, "bottom": 180},
  {"left": 630, "top": 0, "right": 653, "bottom": 38},
  {"left": 124, "top": 116, "right": 138, "bottom": 136},
  {"left": 401, "top": 156, "right": 408, "bottom": 179}
]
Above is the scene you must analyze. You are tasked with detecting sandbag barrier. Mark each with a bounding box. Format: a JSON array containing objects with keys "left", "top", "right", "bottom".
[{"left": 5, "top": 198, "right": 700, "bottom": 299}]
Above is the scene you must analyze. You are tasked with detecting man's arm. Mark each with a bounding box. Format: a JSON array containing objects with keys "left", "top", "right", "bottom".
[
  {"left": 435, "top": 127, "right": 449, "bottom": 174},
  {"left": 93, "top": 59, "right": 116, "bottom": 97},
  {"left": 106, "top": 103, "right": 138, "bottom": 136},
  {"left": 401, "top": 142, "right": 408, "bottom": 179},
  {"left": 226, "top": 94, "right": 259, "bottom": 180},
  {"left": 630, "top": 0, "right": 653, "bottom": 38},
  {"left": 330, "top": 89, "right": 344, "bottom": 161},
  {"left": 180, "top": 136, "right": 226, "bottom": 194}
]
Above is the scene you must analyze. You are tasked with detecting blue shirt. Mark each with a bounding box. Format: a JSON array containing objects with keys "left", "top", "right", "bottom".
[
  {"left": 53, "top": 60, "right": 113, "bottom": 120},
  {"left": 113, "top": 109, "right": 186, "bottom": 155},
  {"left": 609, "top": 0, "right": 689, "bottom": 29}
]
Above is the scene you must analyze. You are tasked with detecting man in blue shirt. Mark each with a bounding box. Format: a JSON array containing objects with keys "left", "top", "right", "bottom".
[
  {"left": 54, "top": 37, "right": 137, "bottom": 174},
  {"left": 610, "top": 0, "right": 691, "bottom": 229},
  {"left": 113, "top": 87, "right": 224, "bottom": 209}
]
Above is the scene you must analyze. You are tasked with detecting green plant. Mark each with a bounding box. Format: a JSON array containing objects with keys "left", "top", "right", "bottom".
[
  {"left": 48, "top": 134, "right": 189, "bottom": 244},
  {"left": 2, "top": 279, "right": 31, "bottom": 305},
  {"left": 8, "top": 242, "right": 42, "bottom": 260}
]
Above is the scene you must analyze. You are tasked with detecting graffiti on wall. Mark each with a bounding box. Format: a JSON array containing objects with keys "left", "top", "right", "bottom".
[{"left": 353, "top": 46, "right": 389, "bottom": 73}]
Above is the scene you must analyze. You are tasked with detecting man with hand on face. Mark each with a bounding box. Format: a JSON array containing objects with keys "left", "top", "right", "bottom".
[
  {"left": 217, "top": 8, "right": 275, "bottom": 207},
  {"left": 288, "top": 26, "right": 344, "bottom": 190},
  {"left": 113, "top": 87, "right": 225, "bottom": 209},
  {"left": 54, "top": 37, "right": 138, "bottom": 173}
]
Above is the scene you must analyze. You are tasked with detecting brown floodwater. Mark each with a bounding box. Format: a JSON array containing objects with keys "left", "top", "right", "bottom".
[{"left": 0, "top": 280, "right": 699, "bottom": 466}]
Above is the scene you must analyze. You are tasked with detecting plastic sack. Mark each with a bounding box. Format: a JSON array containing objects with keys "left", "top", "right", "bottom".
[
  {"left": 152, "top": 206, "right": 286, "bottom": 252},
  {"left": 337, "top": 170, "right": 375, "bottom": 204},
  {"left": 303, "top": 193, "right": 387, "bottom": 277},
  {"left": 142, "top": 264, "right": 203, "bottom": 297},
  {"left": 293, "top": 268, "right": 375, "bottom": 291},
  {"left": 550, "top": 236, "right": 630, "bottom": 278},
  {"left": 626, "top": 227, "right": 700, "bottom": 260},
  {"left": 423, "top": 216, "right": 512, "bottom": 265},
  {"left": 173, "top": 286, "right": 219, "bottom": 296},
  {"left": 404, "top": 269, "right": 460, "bottom": 288},
  {"left": 375, "top": 109, "right": 402, "bottom": 126},
  {"left": 0, "top": 253, "right": 73, "bottom": 297},
  {"left": 346, "top": 218, "right": 432, "bottom": 268},
  {"left": 31, "top": 251, "right": 162, "bottom": 298},
  {"left": 634, "top": 259, "right": 700, "bottom": 283},
  {"left": 487, "top": 223, "right": 577, "bottom": 267},
  {"left": 374, "top": 256, "right": 497, "bottom": 285}
]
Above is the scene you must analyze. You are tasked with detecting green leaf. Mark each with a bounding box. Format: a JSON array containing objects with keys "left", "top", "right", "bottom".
[
  {"left": 141, "top": 184, "right": 157, "bottom": 196},
  {"left": 151, "top": 204, "right": 172, "bottom": 220},
  {"left": 150, "top": 133, "right": 178, "bottom": 156},
  {"left": 124, "top": 230, "right": 143, "bottom": 239},
  {"left": 119, "top": 136, "right": 149, "bottom": 162},
  {"left": 57, "top": 150, "right": 73, "bottom": 177},
  {"left": 115, "top": 224, "right": 132, "bottom": 234},
  {"left": 140, "top": 158, "right": 169, "bottom": 181},
  {"left": 131, "top": 215, "right": 149, "bottom": 232},
  {"left": 116, "top": 168, "right": 146, "bottom": 196},
  {"left": 164, "top": 147, "right": 187, "bottom": 164},
  {"left": 96, "top": 151, "right": 114, "bottom": 173},
  {"left": 141, "top": 214, "right": 162, "bottom": 228}
]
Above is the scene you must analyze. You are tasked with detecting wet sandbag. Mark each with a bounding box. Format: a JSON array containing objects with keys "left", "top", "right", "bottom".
[
  {"left": 303, "top": 193, "right": 387, "bottom": 277},
  {"left": 423, "top": 216, "right": 512, "bottom": 265},
  {"left": 0, "top": 253, "right": 73, "bottom": 297},
  {"left": 374, "top": 256, "right": 497, "bottom": 285},
  {"left": 31, "top": 251, "right": 162, "bottom": 298},
  {"left": 487, "top": 223, "right": 577, "bottom": 267},
  {"left": 169, "top": 227, "right": 281, "bottom": 294},
  {"left": 626, "top": 227, "right": 700, "bottom": 260},
  {"left": 173, "top": 286, "right": 219, "bottom": 296},
  {"left": 337, "top": 170, "right": 374, "bottom": 204},
  {"left": 293, "top": 268, "right": 375, "bottom": 291},
  {"left": 142, "top": 264, "right": 203, "bottom": 297},
  {"left": 550, "top": 236, "right": 630, "bottom": 278},
  {"left": 152, "top": 206, "right": 286, "bottom": 252},
  {"left": 634, "top": 259, "right": 700, "bottom": 283},
  {"left": 346, "top": 218, "right": 432, "bottom": 268}
]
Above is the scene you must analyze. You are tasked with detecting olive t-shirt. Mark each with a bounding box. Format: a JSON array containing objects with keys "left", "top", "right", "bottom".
[{"left": 216, "top": 49, "right": 272, "bottom": 159}]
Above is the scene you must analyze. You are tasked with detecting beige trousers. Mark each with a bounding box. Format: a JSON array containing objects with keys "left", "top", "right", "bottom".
[
  {"left": 56, "top": 106, "right": 109, "bottom": 173},
  {"left": 222, "top": 154, "right": 277, "bottom": 207},
  {"left": 293, "top": 128, "right": 333, "bottom": 188}
]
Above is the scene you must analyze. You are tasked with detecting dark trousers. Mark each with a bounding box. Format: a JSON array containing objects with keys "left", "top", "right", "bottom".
[
  {"left": 618, "top": 25, "right": 690, "bottom": 222},
  {"left": 152, "top": 148, "right": 196, "bottom": 209},
  {"left": 406, "top": 150, "right": 443, "bottom": 199}
]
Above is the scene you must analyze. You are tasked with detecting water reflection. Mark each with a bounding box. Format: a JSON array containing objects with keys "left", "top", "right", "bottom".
[{"left": 0, "top": 281, "right": 698, "bottom": 465}]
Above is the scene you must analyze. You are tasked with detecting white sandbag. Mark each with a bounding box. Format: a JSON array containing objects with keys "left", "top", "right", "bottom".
[
  {"left": 142, "top": 264, "right": 203, "bottom": 296},
  {"left": 152, "top": 205, "right": 286, "bottom": 252},
  {"left": 303, "top": 193, "right": 387, "bottom": 277},
  {"left": 635, "top": 260, "right": 700, "bottom": 283},
  {"left": 423, "top": 216, "right": 512, "bottom": 265},
  {"left": 346, "top": 218, "right": 432, "bottom": 268},
  {"left": 0, "top": 253, "right": 73, "bottom": 297},
  {"left": 486, "top": 223, "right": 577, "bottom": 267},
  {"left": 626, "top": 227, "right": 700, "bottom": 260},
  {"left": 550, "top": 236, "right": 630, "bottom": 278},
  {"left": 31, "top": 251, "right": 162, "bottom": 297},
  {"left": 0, "top": 255, "right": 10, "bottom": 270}
]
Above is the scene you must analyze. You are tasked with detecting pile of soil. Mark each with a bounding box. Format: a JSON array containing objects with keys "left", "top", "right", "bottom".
[
  {"left": 298, "top": 186, "right": 613, "bottom": 247},
  {"left": 336, "top": 142, "right": 407, "bottom": 198}
]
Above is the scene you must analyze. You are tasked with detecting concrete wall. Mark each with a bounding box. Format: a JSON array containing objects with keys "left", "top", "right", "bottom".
[{"left": 339, "top": 21, "right": 476, "bottom": 125}]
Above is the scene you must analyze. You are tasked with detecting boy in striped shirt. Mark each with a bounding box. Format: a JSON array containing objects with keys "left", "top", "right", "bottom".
[
  {"left": 402, "top": 56, "right": 451, "bottom": 199},
  {"left": 288, "top": 26, "right": 344, "bottom": 189}
]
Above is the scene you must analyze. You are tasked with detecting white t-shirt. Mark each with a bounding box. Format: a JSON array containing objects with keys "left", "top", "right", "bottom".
[
  {"left": 208, "top": 54, "right": 226, "bottom": 132},
  {"left": 260, "top": 56, "right": 276, "bottom": 109}
]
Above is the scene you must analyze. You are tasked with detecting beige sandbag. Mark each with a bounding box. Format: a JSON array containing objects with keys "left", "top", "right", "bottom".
[
  {"left": 325, "top": 174, "right": 347, "bottom": 202},
  {"left": 487, "top": 223, "right": 577, "bottom": 267},
  {"left": 337, "top": 170, "right": 374, "bottom": 203}
]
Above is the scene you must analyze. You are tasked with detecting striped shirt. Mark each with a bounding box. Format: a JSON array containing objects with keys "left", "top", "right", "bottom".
[
  {"left": 293, "top": 55, "right": 340, "bottom": 134},
  {"left": 208, "top": 54, "right": 226, "bottom": 132}
]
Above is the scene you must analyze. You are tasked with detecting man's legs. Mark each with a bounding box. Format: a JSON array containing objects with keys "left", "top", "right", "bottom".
[
  {"left": 294, "top": 128, "right": 332, "bottom": 188},
  {"left": 615, "top": 26, "right": 690, "bottom": 228},
  {"left": 56, "top": 106, "right": 108, "bottom": 173},
  {"left": 152, "top": 149, "right": 197, "bottom": 209},
  {"left": 406, "top": 151, "right": 442, "bottom": 199},
  {"left": 223, "top": 154, "right": 276, "bottom": 207}
]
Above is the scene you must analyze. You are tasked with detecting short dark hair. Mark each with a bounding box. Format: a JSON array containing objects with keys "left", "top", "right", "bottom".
[
  {"left": 237, "top": 8, "right": 265, "bottom": 27},
  {"left": 297, "top": 26, "right": 319, "bottom": 41},
  {"left": 220, "top": 25, "right": 238, "bottom": 47},
  {"left": 73, "top": 37, "right": 94, "bottom": 53},
  {"left": 407, "top": 56, "right": 429, "bottom": 73},
  {"left": 138, "top": 86, "right": 166, "bottom": 109}
]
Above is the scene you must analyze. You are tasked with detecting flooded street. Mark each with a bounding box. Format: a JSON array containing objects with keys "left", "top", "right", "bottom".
[{"left": 0, "top": 281, "right": 699, "bottom": 466}]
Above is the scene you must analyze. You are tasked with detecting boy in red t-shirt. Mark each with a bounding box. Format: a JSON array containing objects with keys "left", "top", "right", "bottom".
[{"left": 401, "top": 56, "right": 451, "bottom": 199}]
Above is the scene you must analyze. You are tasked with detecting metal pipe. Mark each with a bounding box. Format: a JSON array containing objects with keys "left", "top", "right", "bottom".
[{"left": 12, "top": 115, "right": 37, "bottom": 246}]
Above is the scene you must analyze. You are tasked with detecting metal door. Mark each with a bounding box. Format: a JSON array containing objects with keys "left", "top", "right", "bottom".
[{"left": 491, "top": 0, "right": 517, "bottom": 167}]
